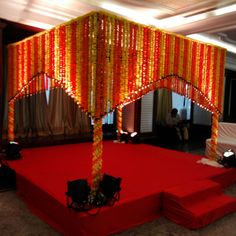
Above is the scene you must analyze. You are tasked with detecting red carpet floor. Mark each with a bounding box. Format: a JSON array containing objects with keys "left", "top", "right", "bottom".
[{"left": 8, "top": 141, "right": 236, "bottom": 236}]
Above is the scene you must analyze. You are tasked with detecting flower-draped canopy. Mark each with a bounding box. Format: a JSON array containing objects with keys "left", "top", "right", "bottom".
[{"left": 7, "top": 11, "right": 226, "bottom": 190}]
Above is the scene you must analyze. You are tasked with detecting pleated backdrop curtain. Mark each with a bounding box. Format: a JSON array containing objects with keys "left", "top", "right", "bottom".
[
  {"left": 155, "top": 88, "right": 172, "bottom": 126},
  {"left": 13, "top": 88, "right": 91, "bottom": 138}
]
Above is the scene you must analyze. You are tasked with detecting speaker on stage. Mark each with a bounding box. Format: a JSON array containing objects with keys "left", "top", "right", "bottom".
[
  {"left": 5, "top": 141, "right": 21, "bottom": 160},
  {"left": 99, "top": 173, "right": 122, "bottom": 201},
  {"left": 218, "top": 149, "right": 236, "bottom": 167},
  {"left": 66, "top": 179, "right": 91, "bottom": 211}
]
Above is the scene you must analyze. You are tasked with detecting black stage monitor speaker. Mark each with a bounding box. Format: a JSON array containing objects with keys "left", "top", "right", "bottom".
[
  {"left": 218, "top": 149, "right": 236, "bottom": 167},
  {"left": 66, "top": 179, "right": 91, "bottom": 210},
  {"left": 6, "top": 141, "right": 21, "bottom": 160},
  {"left": 100, "top": 173, "right": 122, "bottom": 200}
]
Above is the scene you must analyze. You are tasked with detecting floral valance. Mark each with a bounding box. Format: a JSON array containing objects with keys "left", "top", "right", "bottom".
[{"left": 8, "top": 11, "right": 226, "bottom": 118}]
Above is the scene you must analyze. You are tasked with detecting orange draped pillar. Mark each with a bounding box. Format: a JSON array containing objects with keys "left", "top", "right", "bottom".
[
  {"left": 92, "top": 118, "right": 103, "bottom": 192},
  {"left": 8, "top": 100, "right": 15, "bottom": 141},
  {"left": 210, "top": 112, "right": 219, "bottom": 160},
  {"left": 116, "top": 105, "right": 123, "bottom": 142}
]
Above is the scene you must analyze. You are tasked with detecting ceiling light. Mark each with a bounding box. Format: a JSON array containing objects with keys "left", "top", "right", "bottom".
[
  {"left": 187, "top": 33, "right": 236, "bottom": 54},
  {"left": 214, "top": 4, "right": 236, "bottom": 16},
  {"left": 20, "top": 19, "right": 54, "bottom": 30},
  {"left": 101, "top": 2, "right": 160, "bottom": 26},
  {"left": 158, "top": 16, "right": 184, "bottom": 28},
  {"left": 28, "top": 7, "right": 71, "bottom": 21},
  {"left": 52, "top": 0, "right": 68, "bottom": 4},
  {"left": 158, "top": 12, "right": 208, "bottom": 29},
  {"left": 101, "top": 2, "right": 236, "bottom": 31}
]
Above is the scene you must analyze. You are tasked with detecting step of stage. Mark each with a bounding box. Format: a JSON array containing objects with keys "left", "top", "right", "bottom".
[
  {"left": 163, "top": 179, "right": 222, "bottom": 205},
  {"left": 163, "top": 179, "right": 236, "bottom": 229}
]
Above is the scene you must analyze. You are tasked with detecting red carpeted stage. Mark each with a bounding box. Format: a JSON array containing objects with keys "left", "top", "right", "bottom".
[{"left": 8, "top": 141, "right": 236, "bottom": 236}]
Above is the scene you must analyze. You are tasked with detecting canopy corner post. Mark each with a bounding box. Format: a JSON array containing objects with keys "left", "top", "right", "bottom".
[
  {"left": 210, "top": 112, "right": 219, "bottom": 160},
  {"left": 91, "top": 117, "right": 103, "bottom": 193},
  {"left": 116, "top": 105, "right": 123, "bottom": 142},
  {"left": 8, "top": 100, "right": 15, "bottom": 141}
]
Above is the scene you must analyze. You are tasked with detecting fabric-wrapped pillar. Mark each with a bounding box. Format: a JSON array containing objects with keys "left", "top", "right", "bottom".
[
  {"left": 8, "top": 101, "right": 15, "bottom": 141},
  {"left": 116, "top": 105, "right": 123, "bottom": 142},
  {"left": 92, "top": 118, "right": 103, "bottom": 192},
  {"left": 210, "top": 112, "right": 219, "bottom": 160}
]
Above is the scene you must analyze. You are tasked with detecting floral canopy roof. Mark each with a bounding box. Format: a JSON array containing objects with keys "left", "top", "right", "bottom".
[
  {"left": 7, "top": 11, "right": 226, "bottom": 189},
  {"left": 8, "top": 11, "right": 225, "bottom": 117}
]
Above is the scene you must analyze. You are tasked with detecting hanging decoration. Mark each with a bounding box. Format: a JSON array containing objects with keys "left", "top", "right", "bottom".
[
  {"left": 8, "top": 101, "right": 15, "bottom": 141},
  {"left": 210, "top": 112, "right": 219, "bottom": 160},
  {"left": 116, "top": 105, "right": 123, "bottom": 142},
  {"left": 7, "top": 11, "right": 226, "bottom": 190},
  {"left": 92, "top": 118, "right": 103, "bottom": 192}
]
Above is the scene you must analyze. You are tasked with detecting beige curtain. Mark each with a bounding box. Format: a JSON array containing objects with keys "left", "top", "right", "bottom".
[
  {"left": 14, "top": 88, "right": 91, "bottom": 138},
  {"left": 155, "top": 88, "right": 172, "bottom": 126}
]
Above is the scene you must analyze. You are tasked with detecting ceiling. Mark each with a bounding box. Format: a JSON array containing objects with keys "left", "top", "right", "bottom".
[{"left": 1, "top": 0, "right": 236, "bottom": 69}]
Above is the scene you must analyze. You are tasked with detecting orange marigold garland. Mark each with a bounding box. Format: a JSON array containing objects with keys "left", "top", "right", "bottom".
[
  {"left": 211, "top": 47, "right": 218, "bottom": 105},
  {"left": 148, "top": 29, "right": 155, "bottom": 85},
  {"left": 210, "top": 112, "right": 219, "bottom": 160},
  {"left": 205, "top": 45, "right": 212, "bottom": 98},
  {"left": 34, "top": 37, "right": 38, "bottom": 77},
  {"left": 135, "top": 25, "right": 144, "bottom": 90},
  {"left": 18, "top": 44, "right": 22, "bottom": 95},
  {"left": 121, "top": 20, "right": 129, "bottom": 100},
  {"left": 65, "top": 25, "right": 71, "bottom": 93},
  {"left": 190, "top": 41, "right": 197, "bottom": 99},
  {"left": 116, "top": 105, "right": 123, "bottom": 142},
  {"left": 214, "top": 48, "right": 221, "bottom": 109},
  {"left": 96, "top": 14, "right": 106, "bottom": 117},
  {"left": 49, "top": 29, "right": 55, "bottom": 80},
  {"left": 70, "top": 22, "right": 77, "bottom": 96},
  {"left": 75, "top": 20, "right": 82, "bottom": 104},
  {"left": 177, "top": 37, "right": 184, "bottom": 84},
  {"left": 105, "top": 15, "right": 113, "bottom": 110},
  {"left": 59, "top": 26, "right": 66, "bottom": 87},
  {"left": 159, "top": 32, "right": 165, "bottom": 88},
  {"left": 92, "top": 118, "right": 103, "bottom": 192},
  {"left": 40, "top": 34, "right": 46, "bottom": 91},
  {"left": 113, "top": 19, "right": 122, "bottom": 106},
  {"left": 198, "top": 44, "right": 204, "bottom": 106},
  {"left": 81, "top": 17, "right": 89, "bottom": 112},
  {"left": 173, "top": 37, "right": 180, "bottom": 75},
  {"left": 132, "top": 25, "right": 137, "bottom": 91},
  {"left": 89, "top": 14, "right": 98, "bottom": 116},
  {"left": 128, "top": 24, "right": 135, "bottom": 93},
  {"left": 26, "top": 40, "right": 31, "bottom": 93},
  {"left": 218, "top": 49, "right": 226, "bottom": 112},
  {"left": 8, "top": 101, "right": 15, "bottom": 141},
  {"left": 153, "top": 31, "right": 161, "bottom": 82},
  {"left": 30, "top": 39, "right": 34, "bottom": 88},
  {"left": 22, "top": 42, "right": 26, "bottom": 91},
  {"left": 142, "top": 27, "right": 150, "bottom": 86},
  {"left": 182, "top": 39, "right": 189, "bottom": 84}
]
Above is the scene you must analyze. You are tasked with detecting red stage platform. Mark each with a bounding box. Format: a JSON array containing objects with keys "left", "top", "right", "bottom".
[{"left": 8, "top": 141, "right": 236, "bottom": 236}]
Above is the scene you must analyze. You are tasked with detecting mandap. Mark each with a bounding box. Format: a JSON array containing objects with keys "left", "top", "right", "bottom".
[{"left": 7, "top": 11, "right": 226, "bottom": 191}]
